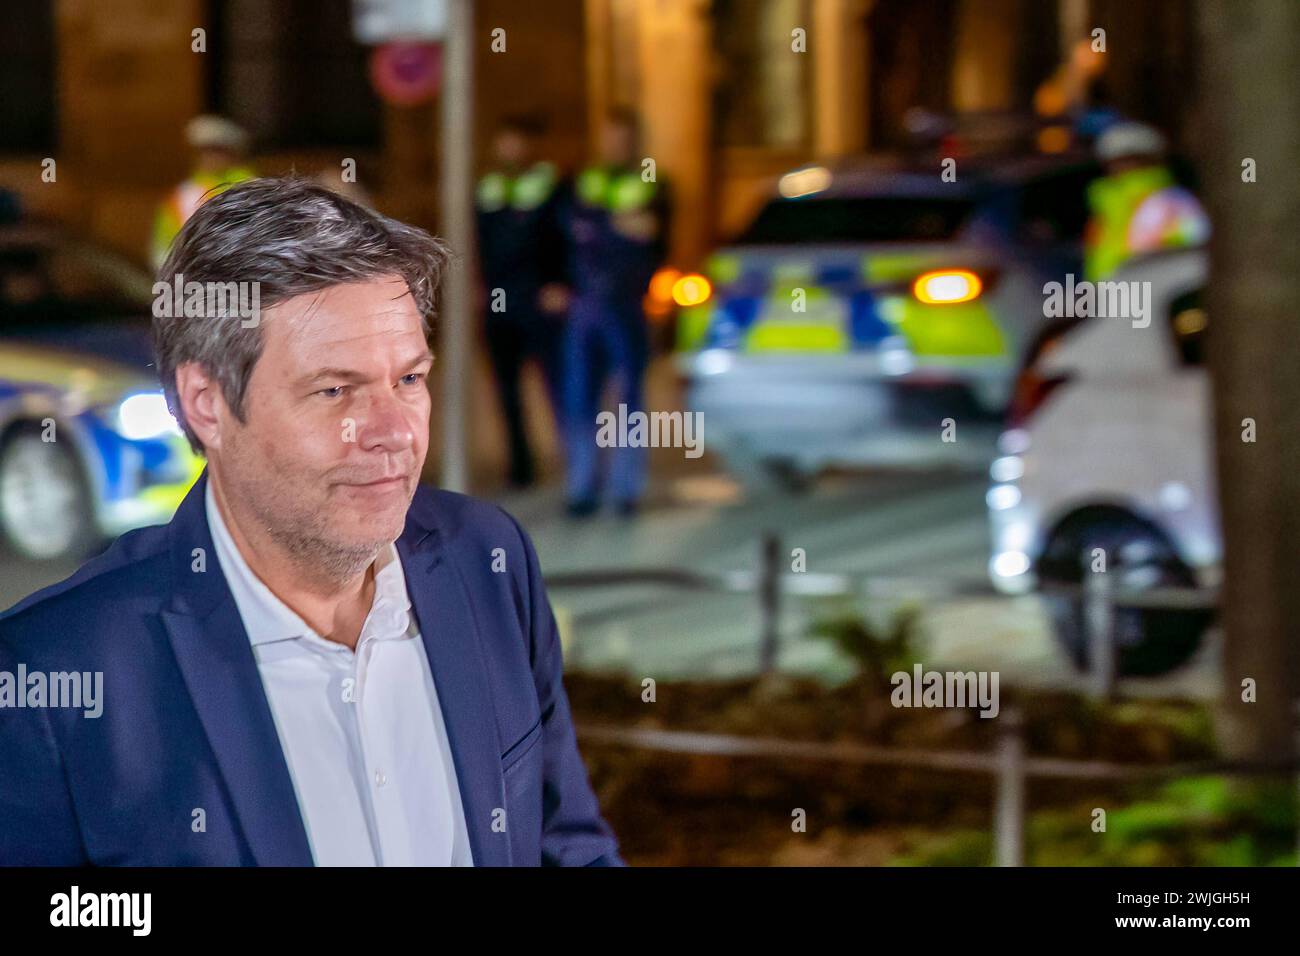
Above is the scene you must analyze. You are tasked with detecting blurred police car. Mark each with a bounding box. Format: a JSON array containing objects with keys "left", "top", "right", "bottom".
[
  {"left": 674, "top": 152, "right": 1100, "bottom": 489},
  {"left": 1, "top": 221, "right": 158, "bottom": 366},
  {"left": 987, "top": 246, "right": 1217, "bottom": 675},
  {"left": 0, "top": 221, "right": 201, "bottom": 561}
]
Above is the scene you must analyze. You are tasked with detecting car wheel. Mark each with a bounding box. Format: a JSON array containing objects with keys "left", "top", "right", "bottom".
[
  {"left": 0, "top": 423, "right": 98, "bottom": 562},
  {"left": 1038, "top": 508, "right": 1213, "bottom": 677}
]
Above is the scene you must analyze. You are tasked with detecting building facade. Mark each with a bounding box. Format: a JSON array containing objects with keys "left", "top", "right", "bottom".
[{"left": 0, "top": 0, "right": 1198, "bottom": 269}]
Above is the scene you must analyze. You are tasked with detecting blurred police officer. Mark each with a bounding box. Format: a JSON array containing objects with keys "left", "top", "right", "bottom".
[
  {"left": 476, "top": 114, "right": 569, "bottom": 488},
  {"left": 151, "top": 115, "right": 257, "bottom": 270},
  {"left": 1084, "top": 121, "right": 1210, "bottom": 281},
  {"left": 562, "top": 109, "right": 669, "bottom": 517}
]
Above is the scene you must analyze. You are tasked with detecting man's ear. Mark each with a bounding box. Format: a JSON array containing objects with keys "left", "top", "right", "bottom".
[{"left": 174, "top": 362, "right": 227, "bottom": 452}]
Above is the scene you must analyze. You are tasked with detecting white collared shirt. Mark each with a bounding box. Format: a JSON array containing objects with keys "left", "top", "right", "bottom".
[{"left": 205, "top": 483, "right": 473, "bottom": 866}]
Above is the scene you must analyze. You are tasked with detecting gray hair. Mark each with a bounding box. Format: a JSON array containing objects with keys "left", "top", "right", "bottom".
[{"left": 153, "top": 176, "right": 452, "bottom": 453}]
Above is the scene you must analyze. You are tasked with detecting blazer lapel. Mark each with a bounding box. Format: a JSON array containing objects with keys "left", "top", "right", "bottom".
[
  {"left": 161, "top": 473, "right": 314, "bottom": 866},
  {"left": 399, "top": 495, "right": 511, "bottom": 867}
]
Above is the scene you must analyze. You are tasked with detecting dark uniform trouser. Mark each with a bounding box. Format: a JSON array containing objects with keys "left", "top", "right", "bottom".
[{"left": 485, "top": 311, "right": 562, "bottom": 486}]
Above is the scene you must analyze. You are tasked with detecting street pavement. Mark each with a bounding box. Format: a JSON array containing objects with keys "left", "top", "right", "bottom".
[{"left": 499, "top": 466, "right": 1221, "bottom": 700}]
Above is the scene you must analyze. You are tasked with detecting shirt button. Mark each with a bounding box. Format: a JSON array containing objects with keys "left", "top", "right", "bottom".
[{"left": 374, "top": 770, "right": 387, "bottom": 788}]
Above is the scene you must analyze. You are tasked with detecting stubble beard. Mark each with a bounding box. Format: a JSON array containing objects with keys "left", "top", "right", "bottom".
[
  {"left": 263, "top": 514, "right": 386, "bottom": 588},
  {"left": 223, "top": 444, "right": 409, "bottom": 591}
]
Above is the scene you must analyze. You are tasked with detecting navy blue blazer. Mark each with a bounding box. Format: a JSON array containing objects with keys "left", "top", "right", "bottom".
[{"left": 0, "top": 472, "right": 623, "bottom": 866}]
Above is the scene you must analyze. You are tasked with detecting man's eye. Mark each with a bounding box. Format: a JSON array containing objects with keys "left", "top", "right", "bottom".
[
  {"left": 400, "top": 373, "right": 425, "bottom": 386},
  {"left": 318, "top": 385, "right": 347, "bottom": 399}
]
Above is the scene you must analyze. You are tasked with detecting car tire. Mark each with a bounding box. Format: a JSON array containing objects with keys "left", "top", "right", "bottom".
[
  {"left": 1038, "top": 508, "right": 1213, "bottom": 677},
  {"left": 0, "top": 422, "right": 99, "bottom": 562}
]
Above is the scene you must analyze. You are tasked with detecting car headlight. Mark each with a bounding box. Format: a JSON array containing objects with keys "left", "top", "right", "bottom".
[
  {"left": 990, "top": 551, "right": 1031, "bottom": 579},
  {"left": 116, "top": 392, "right": 181, "bottom": 441},
  {"left": 989, "top": 455, "right": 1024, "bottom": 483},
  {"left": 986, "top": 484, "right": 1022, "bottom": 511}
]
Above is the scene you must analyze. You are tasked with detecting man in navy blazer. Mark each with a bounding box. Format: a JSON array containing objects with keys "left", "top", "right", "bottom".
[{"left": 0, "top": 177, "right": 623, "bottom": 866}]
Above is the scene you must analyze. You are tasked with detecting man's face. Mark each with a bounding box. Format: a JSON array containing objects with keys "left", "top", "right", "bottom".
[
  {"left": 493, "top": 129, "right": 530, "bottom": 168},
  {"left": 210, "top": 275, "right": 432, "bottom": 579},
  {"left": 1105, "top": 155, "right": 1155, "bottom": 176},
  {"left": 196, "top": 146, "right": 240, "bottom": 173},
  {"left": 599, "top": 121, "right": 636, "bottom": 166}
]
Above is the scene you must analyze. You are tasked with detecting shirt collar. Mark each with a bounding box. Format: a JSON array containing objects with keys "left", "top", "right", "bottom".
[
  {"left": 367, "top": 541, "right": 414, "bottom": 641},
  {"left": 204, "top": 482, "right": 411, "bottom": 648}
]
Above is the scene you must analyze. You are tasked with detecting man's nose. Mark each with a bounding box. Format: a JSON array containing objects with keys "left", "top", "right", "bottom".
[{"left": 356, "top": 389, "right": 416, "bottom": 453}]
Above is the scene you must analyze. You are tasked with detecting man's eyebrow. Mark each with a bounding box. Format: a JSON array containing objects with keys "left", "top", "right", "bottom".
[
  {"left": 405, "top": 349, "right": 436, "bottom": 370},
  {"left": 296, "top": 351, "right": 434, "bottom": 387},
  {"left": 297, "top": 367, "right": 370, "bottom": 387}
]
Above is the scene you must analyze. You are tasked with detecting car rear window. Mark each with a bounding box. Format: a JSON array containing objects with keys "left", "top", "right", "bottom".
[
  {"left": 734, "top": 197, "right": 977, "bottom": 245},
  {"left": 0, "top": 243, "right": 153, "bottom": 319},
  {"left": 1015, "top": 166, "right": 1100, "bottom": 243}
]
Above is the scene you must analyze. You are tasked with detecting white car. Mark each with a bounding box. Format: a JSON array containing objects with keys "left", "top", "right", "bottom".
[{"left": 986, "top": 246, "right": 1218, "bottom": 675}]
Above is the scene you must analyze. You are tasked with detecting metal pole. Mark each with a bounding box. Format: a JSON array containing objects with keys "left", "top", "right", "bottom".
[
  {"left": 439, "top": 0, "right": 474, "bottom": 493},
  {"left": 1085, "top": 570, "right": 1116, "bottom": 701},
  {"left": 758, "top": 533, "right": 781, "bottom": 673},
  {"left": 1058, "top": 0, "right": 1088, "bottom": 60},
  {"left": 994, "top": 707, "right": 1026, "bottom": 867}
]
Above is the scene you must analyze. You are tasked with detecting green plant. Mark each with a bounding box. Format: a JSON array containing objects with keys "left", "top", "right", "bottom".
[
  {"left": 807, "top": 599, "right": 921, "bottom": 687},
  {"left": 890, "top": 775, "right": 1298, "bottom": 866}
]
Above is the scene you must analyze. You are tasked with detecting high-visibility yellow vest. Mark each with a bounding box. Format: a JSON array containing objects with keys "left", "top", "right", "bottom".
[
  {"left": 151, "top": 166, "right": 257, "bottom": 269},
  {"left": 1084, "top": 165, "right": 1209, "bottom": 281},
  {"left": 476, "top": 162, "right": 559, "bottom": 212},
  {"left": 575, "top": 165, "right": 658, "bottom": 213}
]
